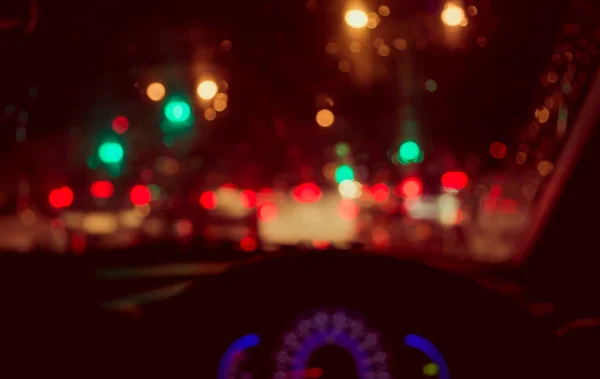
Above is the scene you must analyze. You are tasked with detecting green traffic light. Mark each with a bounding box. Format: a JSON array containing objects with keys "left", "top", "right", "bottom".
[
  {"left": 164, "top": 100, "right": 191, "bottom": 123},
  {"left": 335, "top": 164, "right": 354, "bottom": 183},
  {"left": 399, "top": 141, "right": 421, "bottom": 164},
  {"left": 98, "top": 142, "right": 124, "bottom": 163}
]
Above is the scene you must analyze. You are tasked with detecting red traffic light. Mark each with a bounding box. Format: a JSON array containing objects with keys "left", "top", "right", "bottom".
[{"left": 112, "top": 116, "right": 129, "bottom": 134}]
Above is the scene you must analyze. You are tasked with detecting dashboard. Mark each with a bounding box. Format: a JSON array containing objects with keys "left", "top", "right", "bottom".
[{"left": 9, "top": 253, "right": 554, "bottom": 379}]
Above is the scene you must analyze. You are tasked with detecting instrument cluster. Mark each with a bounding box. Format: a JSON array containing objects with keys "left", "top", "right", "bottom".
[{"left": 220, "top": 308, "right": 448, "bottom": 379}]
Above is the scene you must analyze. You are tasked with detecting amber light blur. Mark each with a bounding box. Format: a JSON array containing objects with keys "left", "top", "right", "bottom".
[
  {"left": 441, "top": 3, "right": 466, "bottom": 26},
  {"left": 146, "top": 82, "right": 166, "bottom": 101},
  {"left": 344, "top": 9, "right": 368, "bottom": 28},
  {"left": 316, "top": 109, "right": 335, "bottom": 128},
  {"left": 197, "top": 80, "right": 218, "bottom": 100}
]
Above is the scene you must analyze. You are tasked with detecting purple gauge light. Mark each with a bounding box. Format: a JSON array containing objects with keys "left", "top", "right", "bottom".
[{"left": 273, "top": 310, "right": 391, "bottom": 379}]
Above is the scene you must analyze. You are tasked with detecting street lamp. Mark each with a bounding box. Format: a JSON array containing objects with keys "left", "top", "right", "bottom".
[
  {"left": 441, "top": 3, "right": 465, "bottom": 27},
  {"left": 344, "top": 9, "right": 368, "bottom": 29}
]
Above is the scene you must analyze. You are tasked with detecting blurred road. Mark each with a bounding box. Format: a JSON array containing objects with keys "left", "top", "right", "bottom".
[{"left": 0, "top": 187, "right": 533, "bottom": 264}]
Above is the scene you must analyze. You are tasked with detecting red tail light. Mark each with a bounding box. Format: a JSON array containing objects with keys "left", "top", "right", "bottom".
[
  {"left": 293, "top": 183, "right": 321, "bottom": 203},
  {"left": 371, "top": 183, "right": 389, "bottom": 202},
  {"left": 258, "top": 203, "right": 278, "bottom": 222},
  {"left": 441, "top": 171, "right": 468, "bottom": 190},
  {"left": 130, "top": 185, "right": 151, "bottom": 205},
  {"left": 90, "top": 181, "right": 114, "bottom": 198},
  {"left": 240, "top": 236, "right": 257, "bottom": 252},
  {"left": 397, "top": 178, "right": 422, "bottom": 198},
  {"left": 49, "top": 187, "right": 73, "bottom": 209},
  {"left": 200, "top": 191, "right": 217, "bottom": 209},
  {"left": 338, "top": 199, "right": 359, "bottom": 220},
  {"left": 240, "top": 190, "right": 257, "bottom": 208}
]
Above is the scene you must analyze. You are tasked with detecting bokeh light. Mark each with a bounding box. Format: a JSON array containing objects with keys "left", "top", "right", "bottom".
[
  {"left": 338, "top": 199, "right": 359, "bottom": 220},
  {"left": 130, "top": 185, "right": 151, "bottom": 206},
  {"left": 204, "top": 108, "right": 217, "bottom": 121},
  {"left": 398, "top": 141, "right": 421, "bottom": 163},
  {"left": 378, "top": 5, "right": 390, "bottom": 16},
  {"left": 258, "top": 203, "right": 278, "bottom": 222},
  {"left": 538, "top": 160, "right": 554, "bottom": 176},
  {"left": 339, "top": 60, "right": 351, "bottom": 72},
  {"left": 164, "top": 100, "right": 192, "bottom": 123},
  {"left": 49, "top": 187, "right": 74, "bottom": 209},
  {"left": 367, "top": 12, "right": 380, "bottom": 29},
  {"left": 378, "top": 45, "right": 390, "bottom": 56},
  {"left": 98, "top": 142, "right": 124, "bottom": 164},
  {"left": 213, "top": 93, "right": 228, "bottom": 112},
  {"left": 146, "top": 82, "right": 166, "bottom": 101},
  {"left": 489, "top": 141, "right": 507, "bottom": 159},
  {"left": 240, "top": 190, "right": 257, "bottom": 208},
  {"left": 423, "top": 363, "right": 440, "bottom": 376},
  {"left": 338, "top": 180, "right": 362, "bottom": 199},
  {"left": 425, "top": 79, "right": 437, "bottom": 92},
  {"left": 316, "top": 109, "right": 335, "bottom": 127},
  {"left": 400, "top": 178, "right": 423, "bottom": 198},
  {"left": 535, "top": 106, "right": 550, "bottom": 123},
  {"left": 220, "top": 40, "right": 232, "bottom": 52},
  {"left": 371, "top": 183, "right": 389, "bottom": 202},
  {"left": 112, "top": 116, "right": 129, "bottom": 134},
  {"left": 90, "top": 181, "right": 114, "bottom": 198},
  {"left": 344, "top": 9, "right": 368, "bottom": 28},
  {"left": 197, "top": 80, "right": 218, "bottom": 100},
  {"left": 394, "top": 38, "right": 408, "bottom": 50},
  {"left": 335, "top": 165, "right": 355, "bottom": 183},
  {"left": 441, "top": 171, "right": 469, "bottom": 190},
  {"left": 240, "top": 236, "right": 257, "bottom": 252},
  {"left": 441, "top": 3, "right": 466, "bottom": 26},
  {"left": 293, "top": 183, "right": 322, "bottom": 203},
  {"left": 335, "top": 142, "right": 350, "bottom": 158},
  {"left": 200, "top": 191, "right": 217, "bottom": 209}
]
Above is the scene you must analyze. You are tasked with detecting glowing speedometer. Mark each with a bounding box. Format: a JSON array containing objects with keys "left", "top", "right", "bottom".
[{"left": 273, "top": 310, "right": 390, "bottom": 379}]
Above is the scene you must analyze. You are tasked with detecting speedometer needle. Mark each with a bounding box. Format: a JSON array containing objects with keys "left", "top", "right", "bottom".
[{"left": 287, "top": 368, "right": 323, "bottom": 378}]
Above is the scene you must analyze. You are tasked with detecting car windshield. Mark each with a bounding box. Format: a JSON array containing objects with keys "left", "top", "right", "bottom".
[{"left": 1, "top": 0, "right": 598, "bottom": 263}]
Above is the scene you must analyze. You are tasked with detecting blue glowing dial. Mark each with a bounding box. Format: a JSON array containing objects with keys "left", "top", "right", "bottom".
[{"left": 272, "top": 310, "right": 390, "bottom": 379}]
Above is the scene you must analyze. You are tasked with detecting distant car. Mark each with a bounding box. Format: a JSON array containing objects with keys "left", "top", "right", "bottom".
[
  {"left": 257, "top": 184, "right": 358, "bottom": 248},
  {"left": 193, "top": 184, "right": 258, "bottom": 244}
]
